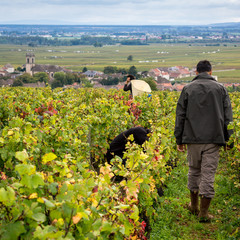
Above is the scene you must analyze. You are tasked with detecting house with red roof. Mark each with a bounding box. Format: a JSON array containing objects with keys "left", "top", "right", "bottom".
[
  {"left": 149, "top": 68, "right": 170, "bottom": 80},
  {"left": 0, "top": 70, "right": 7, "bottom": 76},
  {"left": 157, "top": 82, "right": 173, "bottom": 91},
  {"left": 173, "top": 84, "right": 186, "bottom": 91},
  {"left": 169, "top": 72, "right": 182, "bottom": 80}
]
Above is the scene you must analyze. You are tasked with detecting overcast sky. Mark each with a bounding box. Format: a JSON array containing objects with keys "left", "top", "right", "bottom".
[{"left": 1, "top": 0, "right": 240, "bottom": 25}]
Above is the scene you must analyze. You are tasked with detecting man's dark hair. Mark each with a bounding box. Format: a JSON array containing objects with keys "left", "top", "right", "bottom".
[
  {"left": 127, "top": 74, "right": 135, "bottom": 80},
  {"left": 196, "top": 60, "right": 212, "bottom": 73}
]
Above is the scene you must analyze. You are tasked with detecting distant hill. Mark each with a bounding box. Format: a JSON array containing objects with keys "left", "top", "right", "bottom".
[
  {"left": 209, "top": 22, "right": 240, "bottom": 27},
  {"left": 0, "top": 23, "right": 239, "bottom": 46},
  {"left": 0, "top": 23, "right": 240, "bottom": 35}
]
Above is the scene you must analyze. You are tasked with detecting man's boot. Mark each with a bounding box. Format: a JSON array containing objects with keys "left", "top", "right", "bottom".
[
  {"left": 187, "top": 191, "right": 199, "bottom": 215},
  {"left": 198, "top": 197, "right": 213, "bottom": 222}
]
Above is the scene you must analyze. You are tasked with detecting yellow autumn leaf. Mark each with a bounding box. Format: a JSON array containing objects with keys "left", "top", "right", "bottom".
[
  {"left": 73, "top": 211, "right": 89, "bottom": 223},
  {"left": 48, "top": 175, "right": 54, "bottom": 183},
  {"left": 72, "top": 212, "right": 83, "bottom": 224},
  {"left": 58, "top": 218, "right": 64, "bottom": 226},
  {"left": 42, "top": 152, "right": 57, "bottom": 164},
  {"left": 100, "top": 165, "right": 114, "bottom": 178},
  {"left": 37, "top": 198, "right": 44, "bottom": 203},
  {"left": 55, "top": 202, "right": 62, "bottom": 206},
  {"left": 29, "top": 193, "right": 38, "bottom": 199},
  {"left": 69, "top": 179, "right": 75, "bottom": 184},
  {"left": 15, "top": 150, "right": 29, "bottom": 162},
  {"left": 40, "top": 172, "right": 45, "bottom": 180},
  {"left": 140, "top": 152, "right": 148, "bottom": 159},
  {"left": 7, "top": 130, "right": 14, "bottom": 136},
  {"left": 136, "top": 178, "right": 143, "bottom": 183},
  {"left": 131, "top": 236, "right": 137, "bottom": 240},
  {"left": 92, "top": 198, "right": 98, "bottom": 207},
  {"left": 67, "top": 173, "right": 72, "bottom": 178}
]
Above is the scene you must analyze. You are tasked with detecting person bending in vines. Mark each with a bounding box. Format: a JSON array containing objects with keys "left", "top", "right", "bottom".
[
  {"left": 106, "top": 126, "right": 151, "bottom": 166},
  {"left": 105, "top": 126, "right": 151, "bottom": 181}
]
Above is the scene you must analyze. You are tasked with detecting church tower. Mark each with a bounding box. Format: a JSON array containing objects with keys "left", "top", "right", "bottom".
[{"left": 26, "top": 53, "right": 35, "bottom": 75}]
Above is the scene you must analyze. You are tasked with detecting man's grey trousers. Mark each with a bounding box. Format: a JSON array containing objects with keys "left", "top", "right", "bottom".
[{"left": 187, "top": 144, "right": 220, "bottom": 198}]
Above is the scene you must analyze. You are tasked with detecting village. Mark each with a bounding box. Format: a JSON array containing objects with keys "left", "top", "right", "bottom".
[{"left": 0, "top": 53, "right": 240, "bottom": 91}]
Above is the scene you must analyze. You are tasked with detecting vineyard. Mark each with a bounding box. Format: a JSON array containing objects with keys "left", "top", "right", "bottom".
[{"left": 0, "top": 87, "right": 239, "bottom": 240}]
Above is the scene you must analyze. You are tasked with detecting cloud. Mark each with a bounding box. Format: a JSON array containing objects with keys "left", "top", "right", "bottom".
[{"left": 0, "top": 0, "right": 240, "bottom": 25}]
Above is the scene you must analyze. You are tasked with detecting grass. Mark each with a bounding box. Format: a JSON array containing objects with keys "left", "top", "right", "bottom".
[
  {"left": 212, "top": 70, "right": 240, "bottom": 83},
  {"left": 149, "top": 153, "right": 240, "bottom": 240},
  {"left": 0, "top": 43, "right": 240, "bottom": 83},
  {"left": 175, "top": 70, "right": 240, "bottom": 84},
  {"left": 0, "top": 44, "right": 240, "bottom": 70}
]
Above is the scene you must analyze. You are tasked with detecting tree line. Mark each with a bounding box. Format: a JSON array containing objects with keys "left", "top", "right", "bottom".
[
  {"left": 11, "top": 72, "right": 82, "bottom": 88},
  {"left": 0, "top": 36, "right": 115, "bottom": 47},
  {"left": 9, "top": 64, "right": 158, "bottom": 91},
  {"left": 1, "top": 35, "right": 239, "bottom": 47}
]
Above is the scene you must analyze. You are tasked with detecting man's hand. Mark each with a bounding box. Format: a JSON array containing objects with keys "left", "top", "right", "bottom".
[{"left": 177, "top": 144, "right": 186, "bottom": 152}]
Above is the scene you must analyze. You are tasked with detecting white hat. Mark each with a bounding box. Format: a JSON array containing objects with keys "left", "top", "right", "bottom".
[{"left": 131, "top": 80, "right": 151, "bottom": 98}]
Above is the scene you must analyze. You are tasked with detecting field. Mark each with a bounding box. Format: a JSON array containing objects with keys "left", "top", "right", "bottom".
[
  {"left": 0, "top": 87, "right": 239, "bottom": 239},
  {"left": 0, "top": 44, "right": 240, "bottom": 82}
]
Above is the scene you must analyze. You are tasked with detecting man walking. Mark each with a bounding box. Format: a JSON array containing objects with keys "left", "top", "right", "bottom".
[{"left": 174, "top": 60, "right": 233, "bottom": 222}]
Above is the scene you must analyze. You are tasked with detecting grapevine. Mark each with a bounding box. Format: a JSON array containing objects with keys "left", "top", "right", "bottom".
[{"left": 0, "top": 87, "right": 239, "bottom": 239}]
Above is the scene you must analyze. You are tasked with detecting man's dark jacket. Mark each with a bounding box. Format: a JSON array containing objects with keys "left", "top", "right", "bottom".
[
  {"left": 174, "top": 72, "right": 233, "bottom": 145},
  {"left": 123, "top": 82, "right": 132, "bottom": 94}
]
